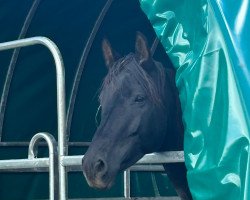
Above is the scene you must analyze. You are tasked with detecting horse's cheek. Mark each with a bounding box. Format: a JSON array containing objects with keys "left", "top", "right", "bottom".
[{"left": 128, "top": 115, "right": 141, "bottom": 134}]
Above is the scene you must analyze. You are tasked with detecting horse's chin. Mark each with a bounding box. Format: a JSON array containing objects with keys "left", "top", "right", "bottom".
[{"left": 83, "top": 172, "right": 115, "bottom": 190}]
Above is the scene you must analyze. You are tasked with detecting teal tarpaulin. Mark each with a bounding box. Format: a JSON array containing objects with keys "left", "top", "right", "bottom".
[{"left": 140, "top": 0, "right": 250, "bottom": 199}]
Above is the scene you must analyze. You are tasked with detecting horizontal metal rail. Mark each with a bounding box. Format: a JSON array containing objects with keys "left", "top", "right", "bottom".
[
  {"left": 0, "top": 150, "right": 183, "bottom": 199},
  {"left": 0, "top": 165, "right": 165, "bottom": 173},
  {"left": 0, "top": 151, "right": 182, "bottom": 171},
  {"left": 61, "top": 151, "right": 184, "bottom": 167},
  {"left": 39, "top": 198, "right": 181, "bottom": 200},
  {"left": 0, "top": 164, "right": 167, "bottom": 173},
  {"left": 57, "top": 198, "right": 181, "bottom": 200},
  {"left": 68, "top": 164, "right": 166, "bottom": 172},
  {"left": 0, "top": 157, "right": 49, "bottom": 170},
  {"left": 0, "top": 141, "right": 90, "bottom": 147}
]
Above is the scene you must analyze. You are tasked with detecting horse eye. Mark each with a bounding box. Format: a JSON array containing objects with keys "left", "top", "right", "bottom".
[{"left": 135, "top": 95, "right": 146, "bottom": 103}]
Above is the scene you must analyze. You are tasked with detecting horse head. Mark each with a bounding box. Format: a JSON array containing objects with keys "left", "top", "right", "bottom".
[{"left": 82, "top": 32, "right": 182, "bottom": 189}]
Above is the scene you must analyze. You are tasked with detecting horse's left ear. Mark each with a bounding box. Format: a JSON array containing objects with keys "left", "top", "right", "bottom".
[
  {"left": 135, "top": 32, "right": 155, "bottom": 72},
  {"left": 135, "top": 32, "right": 151, "bottom": 62},
  {"left": 102, "top": 39, "right": 115, "bottom": 69}
]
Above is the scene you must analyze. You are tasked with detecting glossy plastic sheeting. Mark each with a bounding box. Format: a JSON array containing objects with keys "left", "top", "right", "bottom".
[{"left": 140, "top": 0, "right": 250, "bottom": 199}]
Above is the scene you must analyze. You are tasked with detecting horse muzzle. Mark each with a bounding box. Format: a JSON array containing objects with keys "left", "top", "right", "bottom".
[{"left": 82, "top": 156, "right": 115, "bottom": 189}]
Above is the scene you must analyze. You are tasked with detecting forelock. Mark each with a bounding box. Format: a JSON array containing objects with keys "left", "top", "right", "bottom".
[{"left": 99, "top": 54, "right": 166, "bottom": 106}]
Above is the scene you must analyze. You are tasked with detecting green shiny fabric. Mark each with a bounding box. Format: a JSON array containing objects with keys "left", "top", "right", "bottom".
[{"left": 140, "top": 0, "right": 250, "bottom": 199}]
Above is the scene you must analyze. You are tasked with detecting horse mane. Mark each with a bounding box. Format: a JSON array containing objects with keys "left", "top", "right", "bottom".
[{"left": 99, "top": 53, "right": 167, "bottom": 107}]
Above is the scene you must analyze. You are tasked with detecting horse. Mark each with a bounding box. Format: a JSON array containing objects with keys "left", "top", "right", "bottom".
[{"left": 82, "top": 32, "right": 192, "bottom": 200}]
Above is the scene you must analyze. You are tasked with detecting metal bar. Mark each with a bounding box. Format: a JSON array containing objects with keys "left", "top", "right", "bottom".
[
  {"left": 0, "top": 0, "right": 41, "bottom": 141},
  {"left": 28, "top": 132, "right": 59, "bottom": 200},
  {"left": 61, "top": 151, "right": 184, "bottom": 167},
  {"left": 128, "top": 165, "right": 164, "bottom": 172},
  {"left": 136, "top": 151, "right": 184, "bottom": 164},
  {"left": 61, "top": 155, "right": 83, "bottom": 166},
  {"left": 67, "top": 165, "right": 165, "bottom": 172},
  {"left": 66, "top": 0, "right": 114, "bottom": 140},
  {"left": 0, "top": 158, "right": 49, "bottom": 170},
  {"left": 0, "top": 167, "right": 49, "bottom": 173},
  {"left": 0, "top": 164, "right": 165, "bottom": 173},
  {"left": 0, "top": 37, "right": 67, "bottom": 200},
  {"left": 0, "top": 141, "right": 90, "bottom": 147},
  {"left": 67, "top": 198, "right": 180, "bottom": 200},
  {"left": 38, "top": 198, "right": 181, "bottom": 200},
  {"left": 124, "top": 170, "right": 130, "bottom": 198}
]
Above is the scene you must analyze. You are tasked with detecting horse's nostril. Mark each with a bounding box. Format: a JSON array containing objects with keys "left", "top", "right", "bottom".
[{"left": 94, "top": 159, "right": 106, "bottom": 173}]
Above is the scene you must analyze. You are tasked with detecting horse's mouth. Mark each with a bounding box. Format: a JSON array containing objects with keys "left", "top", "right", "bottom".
[{"left": 89, "top": 179, "right": 114, "bottom": 190}]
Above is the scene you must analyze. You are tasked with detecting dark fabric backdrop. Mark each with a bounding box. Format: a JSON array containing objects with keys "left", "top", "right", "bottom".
[{"left": 0, "top": 0, "right": 176, "bottom": 199}]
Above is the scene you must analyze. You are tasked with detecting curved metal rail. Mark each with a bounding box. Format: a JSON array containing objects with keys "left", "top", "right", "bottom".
[
  {"left": 66, "top": 0, "right": 114, "bottom": 139},
  {"left": 0, "top": 37, "right": 67, "bottom": 200},
  {"left": 0, "top": 0, "right": 41, "bottom": 141},
  {"left": 28, "top": 132, "right": 59, "bottom": 200},
  {"left": 0, "top": 132, "right": 58, "bottom": 200}
]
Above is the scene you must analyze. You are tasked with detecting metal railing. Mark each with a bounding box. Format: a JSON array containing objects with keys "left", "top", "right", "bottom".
[
  {"left": 0, "top": 36, "right": 66, "bottom": 200},
  {"left": 0, "top": 132, "right": 58, "bottom": 199},
  {"left": 0, "top": 37, "right": 184, "bottom": 200}
]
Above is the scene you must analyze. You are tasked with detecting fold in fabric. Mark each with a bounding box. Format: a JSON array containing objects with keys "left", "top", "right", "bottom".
[{"left": 140, "top": 0, "right": 250, "bottom": 199}]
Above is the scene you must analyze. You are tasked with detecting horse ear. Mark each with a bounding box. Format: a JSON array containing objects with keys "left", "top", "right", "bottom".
[
  {"left": 135, "top": 32, "right": 155, "bottom": 72},
  {"left": 102, "top": 39, "right": 115, "bottom": 69},
  {"left": 135, "top": 32, "right": 151, "bottom": 62}
]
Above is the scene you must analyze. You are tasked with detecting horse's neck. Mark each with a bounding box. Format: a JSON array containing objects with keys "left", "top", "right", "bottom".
[{"left": 163, "top": 68, "right": 184, "bottom": 151}]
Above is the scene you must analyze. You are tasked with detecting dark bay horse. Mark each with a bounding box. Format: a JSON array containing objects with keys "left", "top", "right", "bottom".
[{"left": 82, "top": 32, "right": 192, "bottom": 200}]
